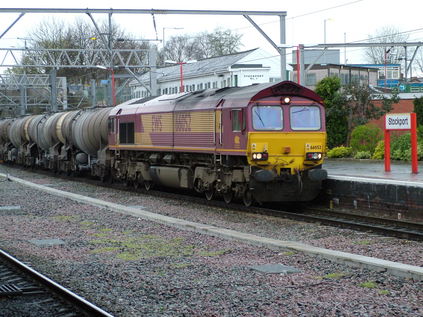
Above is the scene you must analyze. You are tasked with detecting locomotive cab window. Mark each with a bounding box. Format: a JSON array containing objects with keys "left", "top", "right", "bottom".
[
  {"left": 252, "top": 106, "right": 283, "bottom": 130},
  {"left": 290, "top": 106, "right": 321, "bottom": 130},
  {"left": 119, "top": 122, "right": 135, "bottom": 144},
  {"left": 231, "top": 109, "right": 243, "bottom": 132}
]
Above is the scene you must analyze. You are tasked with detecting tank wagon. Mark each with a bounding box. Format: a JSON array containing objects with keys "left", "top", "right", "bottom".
[{"left": 0, "top": 81, "right": 327, "bottom": 205}]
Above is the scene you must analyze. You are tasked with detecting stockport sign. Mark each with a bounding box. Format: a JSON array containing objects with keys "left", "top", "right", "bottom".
[{"left": 384, "top": 113, "right": 418, "bottom": 173}]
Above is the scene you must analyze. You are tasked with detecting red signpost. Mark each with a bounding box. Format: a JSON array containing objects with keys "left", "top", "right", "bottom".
[{"left": 384, "top": 112, "right": 418, "bottom": 174}]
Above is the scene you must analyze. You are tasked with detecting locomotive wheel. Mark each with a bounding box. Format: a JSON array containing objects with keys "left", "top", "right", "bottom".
[
  {"left": 242, "top": 190, "right": 253, "bottom": 207},
  {"left": 205, "top": 188, "right": 215, "bottom": 201},
  {"left": 144, "top": 181, "right": 152, "bottom": 191},
  {"left": 223, "top": 191, "right": 233, "bottom": 204}
]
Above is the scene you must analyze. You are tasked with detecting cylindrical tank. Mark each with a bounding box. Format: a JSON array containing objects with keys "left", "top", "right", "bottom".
[
  {"left": 71, "top": 107, "right": 111, "bottom": 156},
  {"left": 28, "top": 114, "right": 50, "bottom": 150},
  {"left": 0, "top": 119, "right": 14, "bottom": 144},
  {"left": 61, "top": 110, "right": 80, "bottom": 145},
  {"left": 42, "top": 112, "right": 65, "bottom": 148},
  {"left": 8, "top": 116, "right": 35, "bottom": 148},
  {"left": 55, "top": 111, "right": 72, "bottom": 144}
]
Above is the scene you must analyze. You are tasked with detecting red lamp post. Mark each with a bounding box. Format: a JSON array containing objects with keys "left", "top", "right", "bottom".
[{"left": 179, "top": 61, "right": 186, "bottom": 92}]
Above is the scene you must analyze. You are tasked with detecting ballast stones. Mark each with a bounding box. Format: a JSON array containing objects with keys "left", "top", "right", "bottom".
[
  {"left": 29, "top": 238, "right": 65, "bottom": 247},
  {"left": 250, "top": 263, "right": 300, "bottom": 274}
]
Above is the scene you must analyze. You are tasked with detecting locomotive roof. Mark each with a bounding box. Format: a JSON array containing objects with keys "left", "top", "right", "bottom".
[{"left": 110, "top": 81, "right": 323, "bottom": 115}]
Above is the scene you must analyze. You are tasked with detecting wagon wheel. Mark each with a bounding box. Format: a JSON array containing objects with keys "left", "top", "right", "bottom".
[
  {"left": 144, "top": 180, "right": 152, "bottom": 191},
  {"left": 125, "top": 178, "right": 132, "bottom": 187},
  {"left": 223, "top": 190, "right": 234, "bottom": 204},
  {"left": 205, "top": 187, "right": 215, "bottom": 201},
  {"left": 100, "top": 174, "right": 108, "bottom": 183},
  {"left": 242, "top": 189, "right": 254, "bottom": 207}
]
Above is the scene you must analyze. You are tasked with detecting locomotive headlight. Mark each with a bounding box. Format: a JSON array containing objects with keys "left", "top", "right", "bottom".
[
  {"left": 252, "top": 152, "right": 268, "bottom": 161},
  {"left": 281, "top": 96, "right": 291, "bottom": 104},
  {"left": 305, "top": 152, "right": 323, "bottom": 161}
]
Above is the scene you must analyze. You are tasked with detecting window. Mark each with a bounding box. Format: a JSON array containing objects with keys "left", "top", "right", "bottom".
[
  {"left": 305, "top": 73, "right": 317, "bottom": 86},
  {"left": 252, "top": 106, "right": 283, "bottom": 130},
  {"left": 231, "top": 109, "right": 242, "bottom": 132},
  {"left": 290, "top": 106, "right": 321, "bottom": 130},
  {"left": 119, "top": 122, "right": 135, "bottom": 144}
]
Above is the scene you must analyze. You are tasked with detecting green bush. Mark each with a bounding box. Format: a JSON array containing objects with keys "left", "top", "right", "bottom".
[
  {"left": 354, "top": 151, "right": 372, "bottom": 159},
  {"left": 372, "top": 140, "right": 384, "bottom": 160},
  {"left": 390, "top": 133, "right": 423, "bottom": 161},
  {"left": 327, "top": 146, "right": 353, "bottom": 158},
  {"left": 391, "top": 133, "right": 411, "bottom": 160},
  {"left": 350, "top": 124, "right": 382, "bottom": 154}
]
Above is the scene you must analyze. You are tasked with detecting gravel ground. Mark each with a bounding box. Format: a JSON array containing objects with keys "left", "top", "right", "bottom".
[{"left": 0, "top": 165, "right": 422, "bottom": 316}]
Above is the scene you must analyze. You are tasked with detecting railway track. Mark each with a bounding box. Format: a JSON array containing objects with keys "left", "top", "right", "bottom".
[
  {"left": 2, "top": 165, "right": 423, "bottom": 242},
  {"left": 254, "top": 207, "right": 423, "bottom": 242},
  {"left": 0, "top": 248, "right": 113, "bottom": 317}
]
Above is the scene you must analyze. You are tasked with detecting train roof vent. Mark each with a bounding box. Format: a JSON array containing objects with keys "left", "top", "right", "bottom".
[
  {"left": 129, "top": 96, "right": 156, "bottom": 105},
  {"left": 192, "top": 89, "right": 217, "bottom": 98}
]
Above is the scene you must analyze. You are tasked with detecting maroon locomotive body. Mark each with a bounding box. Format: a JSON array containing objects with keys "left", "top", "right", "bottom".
[{"left": 106, "top": 81, "right": 327, "bottom": 204}]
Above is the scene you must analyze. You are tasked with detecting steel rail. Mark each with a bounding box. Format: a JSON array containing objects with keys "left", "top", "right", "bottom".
[{"left": 0, "top": 249, "right": 114, "bottom": 317}]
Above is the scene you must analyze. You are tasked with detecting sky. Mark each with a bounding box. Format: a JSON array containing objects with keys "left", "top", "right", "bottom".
[{"left": 1, "top": 0, "right": 423, "bottom": 71}]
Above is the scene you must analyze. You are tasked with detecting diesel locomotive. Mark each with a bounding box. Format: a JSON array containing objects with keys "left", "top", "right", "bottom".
[{"left": 0, "top": 81, "right": 327, "bottom": 206}]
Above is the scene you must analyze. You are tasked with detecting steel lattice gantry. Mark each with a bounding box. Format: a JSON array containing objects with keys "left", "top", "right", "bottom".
[
  {"left": 0, "top": 74, "right": 67, "bottom": 115},
  {"left": 0, "top": 48, "right": 151, "bottom": 69}
]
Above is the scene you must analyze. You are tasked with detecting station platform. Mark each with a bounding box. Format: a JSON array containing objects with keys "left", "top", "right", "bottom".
[
  {"left": 321, "top": 159, "right": 423, "bottom": 221},
  {"left": 324, "top": 159, "right": 423, "bottom": 184}
]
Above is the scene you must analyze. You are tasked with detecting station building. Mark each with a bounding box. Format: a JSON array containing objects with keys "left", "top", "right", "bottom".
[
  {"left": 290, "top": 64, "right": 379, "bottom": 90},
  {"left": 129, "top": 48, "right": 281, "bottom": 98}
]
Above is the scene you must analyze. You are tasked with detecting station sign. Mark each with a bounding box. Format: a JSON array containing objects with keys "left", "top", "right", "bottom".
[
  {"left": 384, "top": 112, "right": 418, "bottom": 174},
  {"left": 385, "top": 113, "right": 411, "bottom": 130}
]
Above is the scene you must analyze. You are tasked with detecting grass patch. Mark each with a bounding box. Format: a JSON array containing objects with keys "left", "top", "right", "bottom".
[
  {"left": 324, "top": 272, "right": 346, "bottom": 279},
  {"left": 53, "top": 215, "right": 79, "bottom": 222},
  {"left": 89, "top": 235, "right": 195, "bottom": 260},
  {"left": 90, "top": 233, "right": 108, "bottom": 238},
  {"left": 378, "top": 290, "right": 389, "bottom": 295},
  {"left": 353, "top": 240, "right": 373, "bottom": 245},
  {"left": 99, "top": 228, "right": 113, "bottom": 232},
  {"left": 90, "top": 247, "right": 120, "bottom": 254},
  {"left": 281, "top": 251, "right": 296, "bottom": 256},
  {"left": 197, "top": 249, "right": 230, "bottom": 257},
  {"left": 80, "top": 220, "right": 96, "bottom": 227},
  {"left": 359, "top": 281, "right": 377, "bottom": 288},
  {"left": 117, "top": 252, "right": 140, "bottom": 261}
]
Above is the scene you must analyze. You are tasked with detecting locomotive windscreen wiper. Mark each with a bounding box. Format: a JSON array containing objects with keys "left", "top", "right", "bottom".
[{"left": 254, "top": 108, "right": 265, "bottom": 127}]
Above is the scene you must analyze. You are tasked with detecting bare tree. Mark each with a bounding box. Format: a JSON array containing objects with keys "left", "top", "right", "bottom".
[
  {"left": 9, "top": 17, "right": 152, "bottom": 82},
  {"left": 415, "top": 49, "right": 423, "bottom": 75},
  {"left": 364, "top": 26, "right": 409, "bottom": 64},
  {"left": 160, "top": 28, "right": 243, "bottom": 63}
]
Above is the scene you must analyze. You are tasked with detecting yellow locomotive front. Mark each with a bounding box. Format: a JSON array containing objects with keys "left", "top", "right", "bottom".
[{"left": 245, "top": 92, "right": 327, "bottom": 203}]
